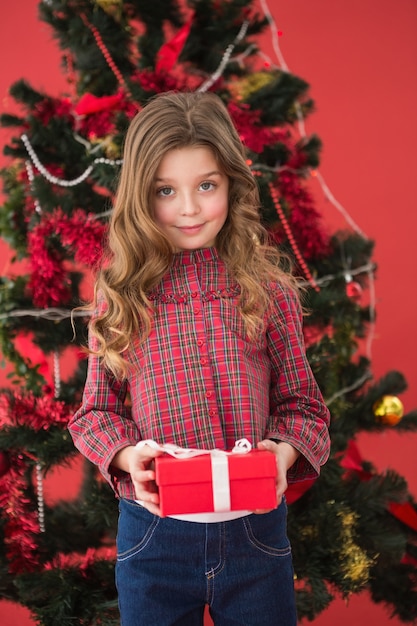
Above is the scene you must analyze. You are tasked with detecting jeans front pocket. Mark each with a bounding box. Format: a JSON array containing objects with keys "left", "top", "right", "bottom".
[
  {"left": 242, "top": 499, "right": 292, "bottom": 557},
  {"left": 116, "top": 499, "right": 160, "bottom": 562}
]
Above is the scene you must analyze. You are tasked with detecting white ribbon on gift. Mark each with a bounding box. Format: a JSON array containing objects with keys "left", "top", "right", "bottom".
[{"left": 135, "top": 438, "right": 252, "bottom": 512}]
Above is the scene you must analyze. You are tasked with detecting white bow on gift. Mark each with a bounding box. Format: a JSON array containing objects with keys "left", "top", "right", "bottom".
[{"left": 135, "top": 438, "right": 252, "bottom": 512}]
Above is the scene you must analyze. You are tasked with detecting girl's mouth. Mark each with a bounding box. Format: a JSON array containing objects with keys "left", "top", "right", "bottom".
[{"left": 177, "top": 224, "right": 204, "bottom": 234}]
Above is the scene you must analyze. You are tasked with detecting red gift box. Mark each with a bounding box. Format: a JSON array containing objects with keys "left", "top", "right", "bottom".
[{"left": 155, "top": 449, "right": 277, "bottom": 517}]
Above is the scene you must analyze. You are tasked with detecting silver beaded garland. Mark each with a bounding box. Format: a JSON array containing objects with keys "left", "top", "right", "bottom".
[
  {"left": 36, "top": 463, "right": 45, "bottom": 533},
  {"left": 21, "top": 133, "right": 122, "bottom": 188}
]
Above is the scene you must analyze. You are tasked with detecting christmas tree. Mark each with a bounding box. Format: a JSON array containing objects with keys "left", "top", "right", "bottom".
[{"left": 0, "top": 1, "right": 417, "bottom": 624}]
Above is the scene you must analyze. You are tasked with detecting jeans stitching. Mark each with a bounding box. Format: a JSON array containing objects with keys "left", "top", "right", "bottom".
[
  {"left": 205, "top": 523, "right": 226, "bottom": 605},
  {"left": 117, "top": 510, "right": 160, "bottom": 562},
  {"left": 242, "top": 517, "right": 292, "bottom": 557}
]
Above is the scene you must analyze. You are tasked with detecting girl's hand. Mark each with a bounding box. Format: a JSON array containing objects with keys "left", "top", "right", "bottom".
[
  {"left": 253, "top": 439, "right": 300, "bottom": 514},
  {"left": 112, "top": 444, "right": 164, "bottom": 516}
]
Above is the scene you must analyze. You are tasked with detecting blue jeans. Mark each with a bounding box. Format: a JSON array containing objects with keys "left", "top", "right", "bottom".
[{"left": 116, "top": 498, "right": 297, "bottom": 625}]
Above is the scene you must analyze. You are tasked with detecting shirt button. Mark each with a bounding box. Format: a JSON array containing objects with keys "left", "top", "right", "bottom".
[
  {"left": 194, "top": 308, "right": 200, "bottom": 315},
  {"left": 200, "top": 358, "right": 207, "bottom": 365},
  {"left": 205, "top": 391, "right": 213, "bottom": 399},
  {"left": 208, "top": 409, "right": 217, "bottom": 417},
  {"left": 191, "top": 291, "right": 198, "bottom": 298},
  {"left": 197, "top": 340, "right": 204, "bottom": 347}
]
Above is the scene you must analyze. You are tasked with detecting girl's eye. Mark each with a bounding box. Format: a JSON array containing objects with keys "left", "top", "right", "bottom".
[
  {"left": 157, "top": 186, "right": 174, "bottom": 197},
  {"left": 200, "top": 181, "right": 215, "bottom": 192}
]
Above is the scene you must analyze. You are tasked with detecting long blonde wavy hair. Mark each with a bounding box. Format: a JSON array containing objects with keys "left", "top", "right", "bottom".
[{"left": 89, "top": 91, "right": 298, "bottom": 378}]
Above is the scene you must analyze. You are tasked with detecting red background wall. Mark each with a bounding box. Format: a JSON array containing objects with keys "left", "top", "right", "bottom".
[{"left": 1, "top": 1, "right": 416, "bottom": 624}]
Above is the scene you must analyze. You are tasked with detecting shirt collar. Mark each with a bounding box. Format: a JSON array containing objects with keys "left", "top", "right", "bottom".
[{"left": 171, "top": 247, "right": 219, "bottom": 266}]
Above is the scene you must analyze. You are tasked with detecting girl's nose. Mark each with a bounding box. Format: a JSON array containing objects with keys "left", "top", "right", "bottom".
[{"left": 181, "top": 193, "right": 200, "bottom": 216}]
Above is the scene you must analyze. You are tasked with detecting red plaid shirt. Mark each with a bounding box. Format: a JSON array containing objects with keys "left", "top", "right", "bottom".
[{"left": 69, "top": 247, "right": 330, "bottom": 499}]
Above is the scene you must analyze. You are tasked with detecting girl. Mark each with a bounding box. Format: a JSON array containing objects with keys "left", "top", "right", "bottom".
[{"left": 69, "top": 91, "right": 330, "bottom": 625}]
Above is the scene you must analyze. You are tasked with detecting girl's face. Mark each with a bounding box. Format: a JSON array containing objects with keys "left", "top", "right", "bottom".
[{"left": 152, "top": 146, "right": 229, "bottom": 252}]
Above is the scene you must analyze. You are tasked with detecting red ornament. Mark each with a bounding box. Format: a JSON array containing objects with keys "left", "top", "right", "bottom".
[
  {"left": 74, "top": 92, "right": 123, "bottom": 116},
  {"left": 346, "top": 280, "right": 362, "bottom": 302},
  {"left": 0, "top": 451, "right": 11, "bottom": 478},
  {"left": 155, "top": 15, "right": 194, "bottom": 73}
]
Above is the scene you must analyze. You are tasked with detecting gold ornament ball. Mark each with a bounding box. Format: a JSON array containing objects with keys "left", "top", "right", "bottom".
[{"left": 373, "top": 395, "right": 404, "bottom": 425}]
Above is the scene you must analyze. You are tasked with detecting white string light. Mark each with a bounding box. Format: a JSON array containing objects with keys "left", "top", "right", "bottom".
[
  {"left": 259, "top": 0, "right": 289, "bottom": 72},
  {"left": 315, "top": 171, "right": 367, "bottom": 238},
  {"left": 365, "top": 268, "right": 376, "bottom": 360},
  {"left": 231, "top": 43, "right": 258, "bottom": 68},
  {"left": 258, "top": 0, "right": 368, "bottom": 240},
  {"left": 259, "top": 0, "right": 376, "bottom": 382},
  {"left": 299, "top": 262, "right": 375, "bottom": 289},
  {"left": 257, "top": 0, "right": 379, "bottom": 413},
  {"left": 251, "top": 162, "right": 309, "bottom": 176},
  {"left": 0, "top": 307, "right": 87, "bottom": 321},
  {"left": 0, "top": 262, "right": 374, "bottom": 326},
  {"left": 326, "top": 372, "right": 373, "bottom": 407}
]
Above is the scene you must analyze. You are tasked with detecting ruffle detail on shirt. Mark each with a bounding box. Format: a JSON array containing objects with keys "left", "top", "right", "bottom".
[
  {"left": 148, "top": 284, "right": 241, "bottom": 304},
  {"left": 202, "top": 285, "right": 241, "bottom": 301}
]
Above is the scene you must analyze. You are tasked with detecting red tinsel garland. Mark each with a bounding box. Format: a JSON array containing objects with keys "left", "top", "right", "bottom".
[
  {"left": 34, "top": 97, "right": 74, "bottom": 127},
  {"left": 228, "top": 101, "right": 286, "bottom": 154},
  {"left": 0, "top": 390, "right": 74, "bottom": 573},
  {"left": 0, "top": 457, "right": 41, "bottom": 573},
  {"left": 275, "top": 153, "right": 331, "bottom": 260},
  {"left": 27, "top": 208, "right": 106, "bottom": 307},
  {"left": 44, "top": 545, "right": 117, "bottom": 575},
  {"left": 134, "top": 66, "right": 205, "bottom": 94},
  {"left": 0, "top": 389, "right": 72, "bottom": 431},
  {"left": 75, "top": 90, "right": 138, "bottom": 139}
]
